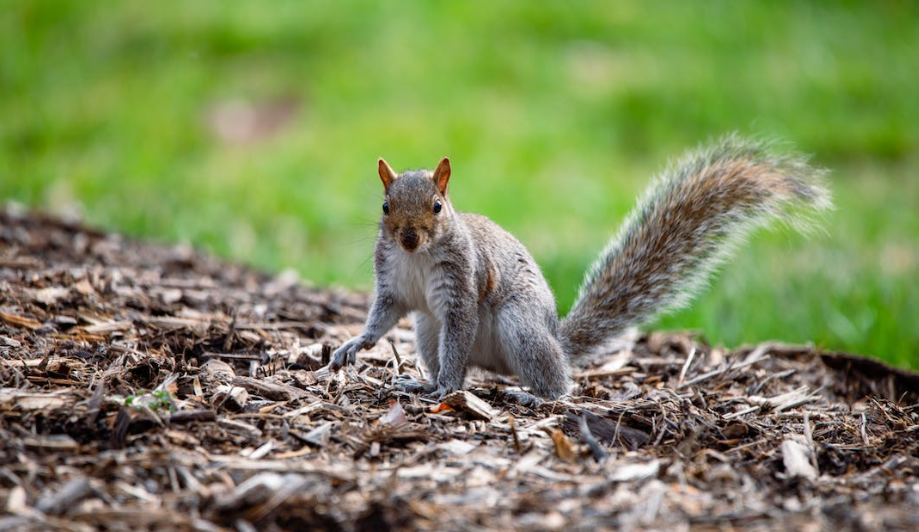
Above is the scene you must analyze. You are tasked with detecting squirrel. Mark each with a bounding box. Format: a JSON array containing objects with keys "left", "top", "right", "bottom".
[{"left": 328, "top": 135, "right": 831, "bottom": 400}]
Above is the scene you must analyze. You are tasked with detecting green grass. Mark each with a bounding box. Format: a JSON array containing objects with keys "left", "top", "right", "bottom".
[{"left": 2, "top": 1, "right": 917, "bottom": 367}]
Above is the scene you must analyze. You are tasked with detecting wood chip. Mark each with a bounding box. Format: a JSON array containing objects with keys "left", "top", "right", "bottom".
[
  {"left": 83, "top": 321, "right": 133, "bottom": 334},
  {"left": 0, "top": 310, "right": 41, "bottom": 330},
  {"left": 781, "top": 436, "right": 819, "bottom": 480},
  {"left": 550, "top": 428, "right": 577, "bottom": 462},
  {"left": 212, "top": 385, "right": 249, "bottom": 411},
  {"left": 440, "top": 390, "right": 497, "bottom": 421},
  {"left": 35, "top": 478, "right": 95, "bottom": 515},
  {"left": 607, "top": 459, "right": 661, "bottom": 482},
  {"left": 231, "top": 376, "right": 308, "bottom": 401}
]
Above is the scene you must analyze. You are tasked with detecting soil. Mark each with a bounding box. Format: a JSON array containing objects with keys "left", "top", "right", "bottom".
[{"left": 1, "top": 207, "right": 917, "bottom": 531}]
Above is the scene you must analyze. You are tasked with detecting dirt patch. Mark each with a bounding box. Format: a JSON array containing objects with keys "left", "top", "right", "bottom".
[{"left": 1, "top": 207, "right": 917, "bottom": 531}]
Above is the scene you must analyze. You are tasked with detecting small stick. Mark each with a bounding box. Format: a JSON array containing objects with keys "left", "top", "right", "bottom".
[
  {"left": 612, "top": 410, "right": 626, "bottom": 448},
  {"left": 579, "top": 414, "right": 609, "bottom": 463},
  {"left": 678, "top": 347, "right": 696, "bottom": 386},
  {"left": 388, "top": 339, "right": 402, "bottom": 375},
  {"left": 508, "top": 415, "right": 522, "bottom": 453},
  {"left": 804, "top": 411, "right": 820, "bottom": 474}
]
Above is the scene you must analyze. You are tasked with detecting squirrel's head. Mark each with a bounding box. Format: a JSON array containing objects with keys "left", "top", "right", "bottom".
[{"left": 377, "top": 157, "right": 453, "bottom": 254}]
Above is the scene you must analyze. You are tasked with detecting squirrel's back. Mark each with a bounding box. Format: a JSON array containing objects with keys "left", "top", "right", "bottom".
[
  {"left": 560, "top": 135, "right": 831, "bottom": 356},
  {"left": 460, "top": 212, "right": 559, "bottom": 325}
]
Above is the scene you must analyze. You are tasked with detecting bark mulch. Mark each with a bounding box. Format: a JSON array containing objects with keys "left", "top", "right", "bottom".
[{"left": 1, "top": 206, "right": 918, "bottom": 532}]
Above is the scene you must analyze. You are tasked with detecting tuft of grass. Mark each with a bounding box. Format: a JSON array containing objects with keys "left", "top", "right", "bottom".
[
  {"left": 125, "top": 389, "right": 176, "bottom": 414},
  {"left": 2, "top": 1, "right": 917, "bottom": 366}
]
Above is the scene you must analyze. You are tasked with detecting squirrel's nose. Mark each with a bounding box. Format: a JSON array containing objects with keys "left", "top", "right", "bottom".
[{"left": 400, "top": 229, "right": 420, "bottom": 251}]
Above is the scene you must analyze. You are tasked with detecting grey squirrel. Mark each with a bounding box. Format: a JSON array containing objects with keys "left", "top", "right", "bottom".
[{"left": 329, "top": 135, "right": 831, "bottom": 399}]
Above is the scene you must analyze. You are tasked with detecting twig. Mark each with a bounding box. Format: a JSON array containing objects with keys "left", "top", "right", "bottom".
[
  {"left": 578, "top": 414, "right": 609, "bottom": 463},
  {"left": 678, "top": 347, "right": 696, "bottom": 386},
  {"left": 389, "top": 339, "right": 402, "bottom": 375}
]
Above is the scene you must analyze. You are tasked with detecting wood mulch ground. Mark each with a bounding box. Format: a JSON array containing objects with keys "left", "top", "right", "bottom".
[{"left": 1, "top": 206, "right": 918, "bottom": 532}]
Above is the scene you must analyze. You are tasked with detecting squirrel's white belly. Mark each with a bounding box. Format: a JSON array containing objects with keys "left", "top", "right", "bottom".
[
  {"left": 388, "top": 252, "right": 434, "bottom": 312},
  {"left": 413, "top": 305, "right": 513, "bottom": 375}
]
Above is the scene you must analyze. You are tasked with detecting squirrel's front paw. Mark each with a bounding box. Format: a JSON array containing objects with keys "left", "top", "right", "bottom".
[
  {"left": 429, "top": 372, "right": 465, "bottom": 399},
  {"left": 432, "top": 385, "right": 458, "bottom": 400},
  {"left": 431, "top": 378, "right": 463, "bottom": 400},
  {"left": 328, "top": 337, "right": 366, "bottom": 370},
  {"left": 393, "top": 374, "right": 436, "bottom": 394}
]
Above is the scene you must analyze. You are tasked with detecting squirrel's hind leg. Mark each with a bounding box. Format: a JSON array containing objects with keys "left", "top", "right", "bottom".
[{"left": 497, "top": 305, "right": 571, "bottom": 400}]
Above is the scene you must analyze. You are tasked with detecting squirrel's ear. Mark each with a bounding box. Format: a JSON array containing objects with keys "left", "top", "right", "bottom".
[
  {"left": 432, "top": 157, "right": 451, "bottom": 195},
  {"left": 378, "top": 158, "right": 398, "bottom": 190}
]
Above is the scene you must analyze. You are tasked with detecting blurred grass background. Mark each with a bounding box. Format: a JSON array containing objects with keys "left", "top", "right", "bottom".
[{"left": 2, "top": 1, "right": 917, "bottom": 367}]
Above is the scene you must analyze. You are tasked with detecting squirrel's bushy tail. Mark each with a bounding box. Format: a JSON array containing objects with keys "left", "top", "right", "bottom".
[{"left": 560, "top": 135, "right": 831, "bottom": 356}]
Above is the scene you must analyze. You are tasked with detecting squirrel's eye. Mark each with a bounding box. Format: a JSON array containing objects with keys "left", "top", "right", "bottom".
[
  {"left": 433, "top": 200, "right": 442, "bottom": 215},
  {"left": 382, "top": 201, "right": 389, "bottom": 215}
]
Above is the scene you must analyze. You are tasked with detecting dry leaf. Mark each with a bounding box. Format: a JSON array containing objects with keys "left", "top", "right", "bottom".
[
  {"left": 380, "top": 400, "right": 407, "bottom": 426},
  {"left": 550, "top": 429, "right": 577, "bottom": 462}
]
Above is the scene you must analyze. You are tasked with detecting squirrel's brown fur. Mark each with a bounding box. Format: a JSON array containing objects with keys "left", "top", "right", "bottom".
[{"left": 330, "top": 136, "right": 831, "bottom": 399}]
